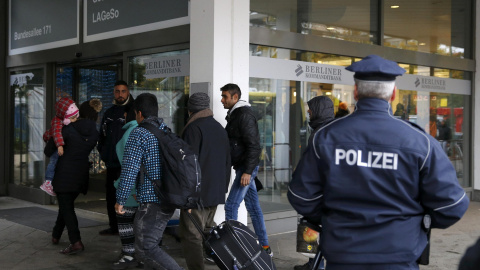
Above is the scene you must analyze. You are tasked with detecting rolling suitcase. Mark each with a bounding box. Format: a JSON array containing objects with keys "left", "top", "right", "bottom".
[{"left": 187, "top": 212, "right": 276, "bottom": 270}]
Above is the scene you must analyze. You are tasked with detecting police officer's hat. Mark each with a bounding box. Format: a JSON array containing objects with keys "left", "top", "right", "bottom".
[{"left": 346, "top": 55, "right": 406, "bottom": 81}]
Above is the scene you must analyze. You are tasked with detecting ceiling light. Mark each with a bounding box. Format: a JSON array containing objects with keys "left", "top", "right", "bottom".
[
  {"left": 391, "top": 5, "right": 400, "bottom": 8},
  {"left": 326, "top": 92, "right": 332, "bottom": 95},
  {"left": 327, "top": 27, "right": 335, "bottom": 30},
  {"left": 419, "top": 42, "right": 426, "bottom": 46}
]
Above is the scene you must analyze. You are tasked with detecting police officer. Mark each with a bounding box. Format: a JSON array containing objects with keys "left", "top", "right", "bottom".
[{"left": 288, "top": 55, "right": 469, "bottom": 270}]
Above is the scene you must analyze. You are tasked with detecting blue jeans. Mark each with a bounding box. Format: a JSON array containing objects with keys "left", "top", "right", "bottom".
[
  {"left": 45, "top": 151, "right": 59, "bottom": 181},
  {"left": 134, "top": 203, "right": 184, "bottom": 270},
  {"left": 225, "top": 166, "right": 269, "bottom": 246}
]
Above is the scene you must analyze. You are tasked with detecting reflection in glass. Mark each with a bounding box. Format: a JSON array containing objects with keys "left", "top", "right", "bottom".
[
  {"left": 384, "top": 0, "right": 472, "bottom": 58},
  {"left": 11, "top": 68, "right": 45, "bottom": 187},
  {"left": 250, "top": 46, "right": 471, "bottom": 204},
  {"left": 56, "top": 67, "right": 74, "bottom": 100},
  {"left": 78, "top": 65, "right": 118, "bottom": 126},
  {"left": 128, "top": 50, "right": 190, "bottom": 134},
  {"left": 250, "top": 76, "right": 355, "bottom": 204},
  {"left": 393, "top": 90, "right": 469, "bottom": 187},
  {"left": 250, "top": 0, "right": 378, "bottom": 44}
]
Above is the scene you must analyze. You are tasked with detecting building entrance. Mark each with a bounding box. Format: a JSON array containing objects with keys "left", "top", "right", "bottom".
[{"left": 55, "top": 62, "right": 121, "bottom": 213}]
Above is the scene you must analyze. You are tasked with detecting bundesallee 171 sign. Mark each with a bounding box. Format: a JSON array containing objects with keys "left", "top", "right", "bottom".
[{"left": 9, "top": 0, "right": 79, "bottom": 55}]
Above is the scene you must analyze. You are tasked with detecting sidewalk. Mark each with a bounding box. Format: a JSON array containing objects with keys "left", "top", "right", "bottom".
[{"left": 0, "top": 196, "right": 479, "bottom": 270}]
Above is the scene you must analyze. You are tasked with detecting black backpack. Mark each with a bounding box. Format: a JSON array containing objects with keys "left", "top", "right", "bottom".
[{"left": 139, "top": 122, "right": 202, "bottom": 209}]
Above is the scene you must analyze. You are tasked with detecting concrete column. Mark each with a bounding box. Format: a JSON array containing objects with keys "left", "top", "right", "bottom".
[
  {"left": 190, "top": 0, "right": 250, "bottom": 223},
  {"left": 473, "top": 0, "right": 480, "bottom": 200}
]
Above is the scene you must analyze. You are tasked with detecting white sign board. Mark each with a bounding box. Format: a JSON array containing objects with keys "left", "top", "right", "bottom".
[
  {"left": 250, "top": 57, "right": 471, "bottom": 96},
  {"left": 143, "top": 54, "right": 190, "bottom": 79}
]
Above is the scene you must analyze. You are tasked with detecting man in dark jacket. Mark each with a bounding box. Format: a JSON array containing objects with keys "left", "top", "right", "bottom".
[
  {"left": 97, "top": 80, "right": 134, "bottom": 235},
  {"left": 294, "top": 96, "right": 334, "bottom": 270},
  {"left": 221, "top": 83, "right": 272, "bottom": 256},
  {"left": 179, "top": 92, "right": 231, "bottom": 270},
  {"left": 437, "top": 119, "right": 451, "bottom": 155},
  {"left": 288, "top": 55, "right": 469, "bottom": 270}
]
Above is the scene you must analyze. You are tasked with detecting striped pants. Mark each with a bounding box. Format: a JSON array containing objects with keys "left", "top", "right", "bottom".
[{"left": 116, "top": 206, "right": 137, "bottom": 256}]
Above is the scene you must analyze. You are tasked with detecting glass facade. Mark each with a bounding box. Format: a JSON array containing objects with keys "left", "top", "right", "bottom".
[
  {"left": 250, "top": 45, "right": 471, "bottom": 205},
  {"left": 11, "top": 68, "right": 45, "bottom": 188},
  {"left": 128, "top": 50, "right": 190, "bottom": 134},
  {"left": 383, "top": 0, "right": 472, "bottom": 58},
  {"left": 250, "top": 0, "right": 472, "bottom": 58},
  {"left": 250, "top": 0, "right": 379, "bottom": 44}
]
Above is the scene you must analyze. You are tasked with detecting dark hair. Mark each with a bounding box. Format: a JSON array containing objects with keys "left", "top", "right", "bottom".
[
  {"left": 114, "top": 80, "right": 129, "bottom": 88},
  {"left": 220, "top": 83, "right": 242, "bottom": 99},
  {"left": 79, "top": 99, "right": 102, "bottom": 121},
  {"left": 133, "top": 93, "right": 158, "bottom": 118},
  {"left": 125, "top": 103, "right": 136, "bottom": 122}
]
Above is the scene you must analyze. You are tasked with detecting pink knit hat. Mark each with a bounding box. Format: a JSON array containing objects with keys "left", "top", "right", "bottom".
[{"left": 63, "top": 103, "right": 79, "bottom": 125}]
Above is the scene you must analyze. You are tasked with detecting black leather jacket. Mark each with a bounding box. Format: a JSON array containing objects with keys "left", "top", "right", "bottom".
[
  {"left": 98, "top": 95, "right": 134, "bottom": 168},
  {"left": 225, "top": 104, "right": 261, "bottom": 174}
]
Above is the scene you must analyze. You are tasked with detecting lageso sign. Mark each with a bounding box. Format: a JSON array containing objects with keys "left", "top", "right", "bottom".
[
  {"left": 84, "top": 0, "right": 189, "bottom": 42},
  {"left": 9, "top": 0, "right": 79, "bottom": 55}
]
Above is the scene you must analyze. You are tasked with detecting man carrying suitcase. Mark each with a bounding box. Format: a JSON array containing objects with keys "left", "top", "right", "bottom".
[
  {"left": 221, "top": 83, "right": 273, "bottom": 256},
  {"left": 179, "top": 92, "right": 231, "bottom": 270}
]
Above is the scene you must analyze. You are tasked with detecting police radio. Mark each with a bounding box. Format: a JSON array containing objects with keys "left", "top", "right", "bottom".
[{"left": 417, "top": 214, "right": 431, "bottom": 265}]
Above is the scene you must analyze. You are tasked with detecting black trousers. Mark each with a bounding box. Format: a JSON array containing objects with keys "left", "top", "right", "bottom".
[
  {"left": 52, "top": 192, "right": 81, "bottom": 244},
  {"left": 106, "top": 167, "right": 121, "bottom": 231}
]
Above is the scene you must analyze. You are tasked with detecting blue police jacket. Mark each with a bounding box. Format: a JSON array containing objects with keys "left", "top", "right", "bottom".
[{"left": 288, "top": 98, "right": 469, "bottom": 266}]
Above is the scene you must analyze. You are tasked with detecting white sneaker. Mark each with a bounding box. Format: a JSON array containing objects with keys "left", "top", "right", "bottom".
[{"left": 112, "top": 255, "right": 138, "bottom": 270}]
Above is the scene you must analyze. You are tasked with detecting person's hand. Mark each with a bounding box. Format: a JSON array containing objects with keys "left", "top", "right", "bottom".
[
  {"left": 241, "top": 173, "right": 251, "bottom": 186},
  {"left": 115, "top": 203, "right": 125, "bottom": 215},
  {"left": 57, "top": 146, "right": 64, "bottom": 156}
]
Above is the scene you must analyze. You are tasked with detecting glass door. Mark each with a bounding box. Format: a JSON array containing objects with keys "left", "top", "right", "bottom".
[
  {"left": 56, "top": 63, "right": 120, "bottom": 211},
  {"left": 11, "top": 68, "right": 45, "bottom": 189}
]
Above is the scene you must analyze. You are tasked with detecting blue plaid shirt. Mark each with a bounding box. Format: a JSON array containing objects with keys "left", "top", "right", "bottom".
[{"left": 116, "top": 124, "right": 165, "bottom": 205}]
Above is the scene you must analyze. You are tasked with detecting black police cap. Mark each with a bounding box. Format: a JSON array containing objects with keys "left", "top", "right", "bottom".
[{"left": 346, "top": 55, "right": 406, "bottom": 81}]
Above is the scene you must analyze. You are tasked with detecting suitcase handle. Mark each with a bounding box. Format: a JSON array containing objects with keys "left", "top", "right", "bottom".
[{"left": 185, "top": 211, "right": 208, "bottom": 242}]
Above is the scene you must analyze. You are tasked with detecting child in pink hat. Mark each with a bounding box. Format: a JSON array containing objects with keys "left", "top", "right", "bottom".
[{"left": 40, "top": 97, "right": 79, "bottom": 196}]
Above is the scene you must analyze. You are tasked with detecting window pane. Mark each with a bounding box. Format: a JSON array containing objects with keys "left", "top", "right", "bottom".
[
  {"left": 394, "top": 91, "right": 469, "bottom": 187},
  {"left": 78, "top": 65, "right": 119, "bottom": 126},
  {"left": 56, "top": 67, "right": 74, "bottom": 100},
  {"left": 11, "top": 68, "right": 45, "bottom": 188},
  {"left": 384, "top": 0, "right": 472, "bottom": 58},
  {"left": 250, "top": 44, "right": 472, "bottom": 201},
  {"left": 128, "top": 50, "right": 190, "bottom": 134},
  {"left": 250, "top": 0, "right": 379, "bottom": 44}
]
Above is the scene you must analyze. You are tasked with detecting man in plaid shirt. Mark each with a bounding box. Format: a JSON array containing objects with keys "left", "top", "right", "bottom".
[{"left": 115, "top": 93, "right": 184, "bottom": 270}]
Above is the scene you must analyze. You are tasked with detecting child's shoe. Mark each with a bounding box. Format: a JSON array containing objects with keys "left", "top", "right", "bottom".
[
  {"left": 40, "top": 181, "right": 56, "bottom": 196},
  {"left": 263, "top": 246, "right": 273, "bottom": 257}
]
